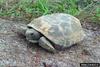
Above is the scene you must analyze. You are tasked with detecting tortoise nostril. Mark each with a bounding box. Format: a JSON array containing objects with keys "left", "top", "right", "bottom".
[{"left": 30, "top": 33, "right": 34, "bottom": 36}]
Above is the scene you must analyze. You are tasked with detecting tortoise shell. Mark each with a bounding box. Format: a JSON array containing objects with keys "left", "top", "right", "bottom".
[{"left": 28, "top": 13, "right": 85, "bottom": 48}]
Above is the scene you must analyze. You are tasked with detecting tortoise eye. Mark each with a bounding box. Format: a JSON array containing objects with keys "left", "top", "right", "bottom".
[{"left": 27, "top": 26, "right": 33, "bottom": 29}]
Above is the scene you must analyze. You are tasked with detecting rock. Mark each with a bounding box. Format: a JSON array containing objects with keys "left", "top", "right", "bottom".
[{"left": 0, "top": 18, "right": 100, "bottom": 67}]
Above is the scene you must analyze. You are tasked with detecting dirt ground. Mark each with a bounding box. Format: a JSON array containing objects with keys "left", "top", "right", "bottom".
[{"left": 0, "top": 18, "right": 100, "bottom": 67}]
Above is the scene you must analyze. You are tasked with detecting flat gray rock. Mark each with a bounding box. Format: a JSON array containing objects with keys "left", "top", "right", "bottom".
[{"left": 0, "top": 18, "right": 100, "bottom": 67}]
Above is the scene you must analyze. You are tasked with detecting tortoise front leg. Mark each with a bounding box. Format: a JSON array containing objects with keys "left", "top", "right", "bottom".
[{"left": 39, "top": 37, "right": 56, "bottom": 53}]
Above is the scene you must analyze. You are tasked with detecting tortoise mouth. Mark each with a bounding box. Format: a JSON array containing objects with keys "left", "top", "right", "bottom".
[
  {"left": 28, "top": 39, "right": 38, "bottom": 43},
  {"left": 26, "top": 37, "right": 38, "bottom": 43}
]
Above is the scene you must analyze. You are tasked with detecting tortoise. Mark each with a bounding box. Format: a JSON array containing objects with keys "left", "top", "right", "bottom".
[{"left": 20, "top": 13, "right": 85, "bottom": 52}]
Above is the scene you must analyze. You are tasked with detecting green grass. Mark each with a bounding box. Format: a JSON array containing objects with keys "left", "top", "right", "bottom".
[
  {"left": 77, "top": 1, "right": 100, "bottom": 23},
  {"left": 0, "top": 0, "right": 100, "bottom": 23}
]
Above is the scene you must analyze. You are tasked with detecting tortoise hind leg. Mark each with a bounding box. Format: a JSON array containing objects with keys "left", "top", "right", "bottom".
[{"left": 39, "top": 37, "right": 56, "bottom": 53}]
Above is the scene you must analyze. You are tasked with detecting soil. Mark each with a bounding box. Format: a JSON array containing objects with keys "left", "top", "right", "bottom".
[{"left": 0, "top": 18, "right": 100, "bottom": 67}]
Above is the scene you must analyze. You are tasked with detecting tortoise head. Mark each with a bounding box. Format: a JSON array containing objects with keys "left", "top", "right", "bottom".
[{"left": 25, "top": 26, "right": 42, "bottom": 43}]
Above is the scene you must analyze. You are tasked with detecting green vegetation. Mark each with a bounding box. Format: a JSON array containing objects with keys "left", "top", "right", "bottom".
[{"left": 0, "top": 0, "right": 100, "bottom": 23}]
